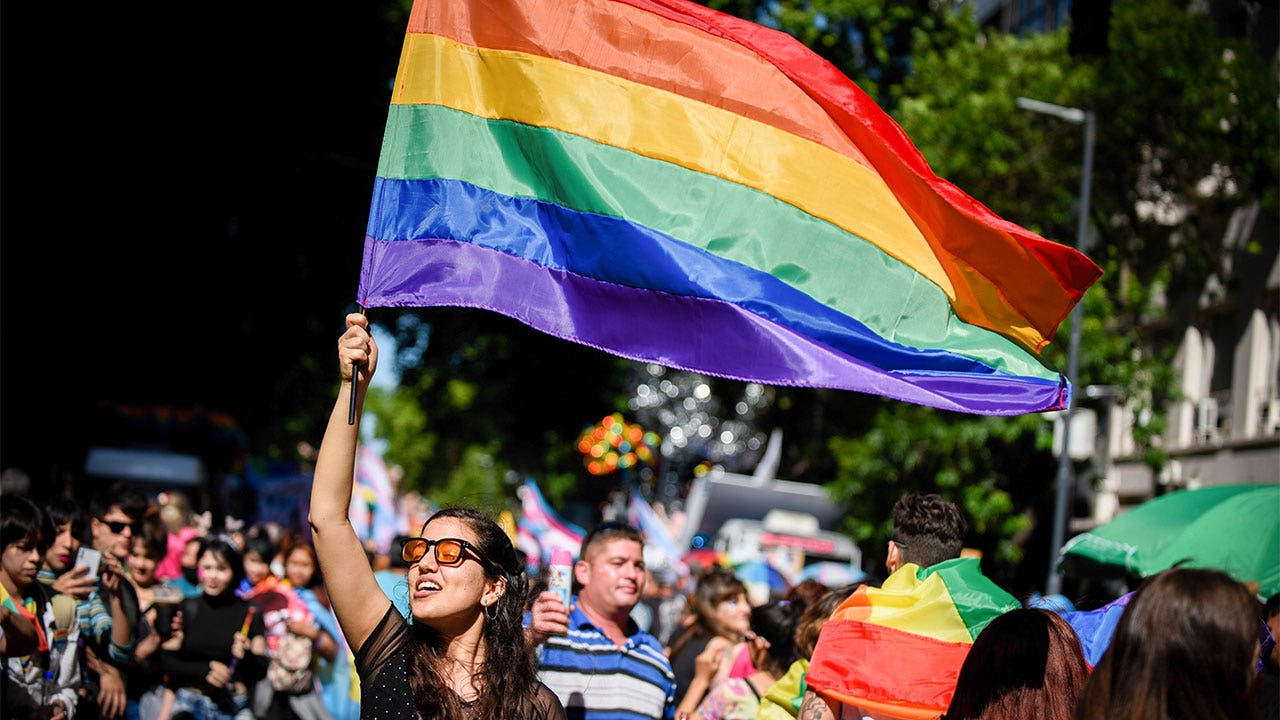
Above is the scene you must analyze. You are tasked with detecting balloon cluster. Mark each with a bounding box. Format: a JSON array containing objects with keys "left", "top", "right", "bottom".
[{"left": 577, "top": 413, "right": 659, "bottom": 476}]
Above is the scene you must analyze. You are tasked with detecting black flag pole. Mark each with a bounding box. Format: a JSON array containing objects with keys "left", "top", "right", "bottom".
[{"left": 348, "top": 306, "right": 366, "bottom": 426}]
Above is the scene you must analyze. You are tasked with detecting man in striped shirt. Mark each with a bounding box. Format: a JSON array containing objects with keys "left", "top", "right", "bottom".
[{"left": 527, "top": 521, "right": 677, "bottom": 720}]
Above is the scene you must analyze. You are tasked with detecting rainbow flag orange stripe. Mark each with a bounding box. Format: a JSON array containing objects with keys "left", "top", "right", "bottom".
[
  {"left": 806, "top": 559, "right": 1019, "bottom": 719},
  {"left": 358, "top": 0, "right": 1101, "bottom": 415}
]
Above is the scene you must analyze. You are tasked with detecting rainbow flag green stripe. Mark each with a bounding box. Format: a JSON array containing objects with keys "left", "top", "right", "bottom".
[{"left": 376, "top": 103, "right": 1059, "bottom": 382}]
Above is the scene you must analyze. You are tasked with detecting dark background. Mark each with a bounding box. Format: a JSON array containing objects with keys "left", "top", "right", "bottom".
[{"left": 1, "top": 3, "right": 408, "bottom": 488}]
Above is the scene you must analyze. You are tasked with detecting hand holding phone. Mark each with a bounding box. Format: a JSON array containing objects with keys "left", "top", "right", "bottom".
[{"left": 75, "top": 547, "right": 103, "bottom": 580}]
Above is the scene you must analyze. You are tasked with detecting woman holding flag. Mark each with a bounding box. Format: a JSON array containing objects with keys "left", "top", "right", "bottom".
[{"left": 309, "top": 312, "right": 564, "bottom": 719}]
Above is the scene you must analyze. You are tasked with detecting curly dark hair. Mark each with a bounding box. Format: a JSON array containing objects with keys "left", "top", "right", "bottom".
[
  {"left": 405, "top": 507, "right": 546, "bottom": 719},
  {"left": 891, "top": 493, "right": 968, "bottom": 568}
]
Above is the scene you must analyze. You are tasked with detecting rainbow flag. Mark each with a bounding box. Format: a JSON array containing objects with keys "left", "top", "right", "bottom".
[
  {"left": 806, "top": 559, "right": 1019, "bottom": 719},
  {"left": 357, "top": 0, "right": 1102, "bottom": 415}
]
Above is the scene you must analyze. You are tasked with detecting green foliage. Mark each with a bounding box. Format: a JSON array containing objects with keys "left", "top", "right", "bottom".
[
  {"left": 740, "top": 0, "right": 1275, "bottom": 589},
  {"left": 825, "top": 403, "right": 1049, "bottom": 577},
  {"left": 703, "top": 0, "right": 971, "bottom": 107},
  {"left": 370, "top": 308, "right": 629, "bottom": 509},
  {"left": 432, "top": 442, "right": 510, "bottom": 514},
  {"left": 364, "top": 385, "right": 435, "bottom": 492},
  {"left": 886, "top": 0, "right": 1276, "bottom": 483}
]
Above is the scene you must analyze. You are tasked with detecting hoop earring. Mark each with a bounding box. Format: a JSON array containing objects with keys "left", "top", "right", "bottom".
[{"left": 483, "top": 601, "right": 497, "bottom": 621}]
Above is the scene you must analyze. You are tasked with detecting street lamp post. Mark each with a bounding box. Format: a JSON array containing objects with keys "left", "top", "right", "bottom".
[{"left": 1015, "top": 96, "right": 1096, "bottom": 596}]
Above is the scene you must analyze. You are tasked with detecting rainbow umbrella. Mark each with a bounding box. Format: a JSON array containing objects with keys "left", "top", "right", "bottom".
[{"left": 1059, "top": 483, "right": 1280, "bottom": 597}]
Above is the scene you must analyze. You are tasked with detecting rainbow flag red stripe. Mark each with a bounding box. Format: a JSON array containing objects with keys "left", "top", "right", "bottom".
[
  {"left": 358, "top": 0, "right": 1101, "bottom": 415},
  {"left": 806, "top": 559, "right": 1019, "bottom": 719}
]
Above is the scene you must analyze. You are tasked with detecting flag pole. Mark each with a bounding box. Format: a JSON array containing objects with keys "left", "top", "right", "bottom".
[{"left": 348, "top": 306, "right": 366, "bottom": 425}]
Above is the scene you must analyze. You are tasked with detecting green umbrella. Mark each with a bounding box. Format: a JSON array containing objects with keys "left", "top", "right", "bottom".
[{"left": 1059, "top": 484, "right": 1280, "bottom": 598}]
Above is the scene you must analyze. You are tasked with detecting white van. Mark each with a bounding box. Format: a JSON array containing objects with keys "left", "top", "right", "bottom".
[{"left": 714, "top": 509, "right": 861, "bottom": 584}]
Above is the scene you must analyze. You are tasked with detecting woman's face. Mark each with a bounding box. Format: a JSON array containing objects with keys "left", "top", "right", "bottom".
[
  {"left": 284, "top": 547, "right": 315, "bottom": 588},
  {"left": 243, "top": 551, "right": 272, "bottom": 586},
  {"left": 407, "top": 517, "right": 501, "bottom": 632},
  {"left": 715, "top": 591, "right": 752, "bottom": 635},
  {"left": 43, "top": 522, "right": 80, "bottom": 574},
  {"left": 198, "top": 550, "right": 235, "bottom": 597},
  {"left": 1, "top": 536, "right": 42, "bottom": 594},
  {"left": 129, "top": 538, "right": 160, "bottom": 587}
]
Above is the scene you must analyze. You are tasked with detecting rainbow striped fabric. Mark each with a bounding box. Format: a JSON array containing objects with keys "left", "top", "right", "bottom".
[
  {"left": 805, "top": 559, "right": 1019, "bottom": 719},
  {"left": 357, "top": 0, "right": 1102, "bottom": 415}
]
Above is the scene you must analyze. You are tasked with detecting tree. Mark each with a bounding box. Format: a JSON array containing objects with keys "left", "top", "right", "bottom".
[
  {"left": 708, "top": 0, "right": 1276, "bottom": 591},
  {"left": 369, "top": 308, "right": 631, "bottom": 513}
]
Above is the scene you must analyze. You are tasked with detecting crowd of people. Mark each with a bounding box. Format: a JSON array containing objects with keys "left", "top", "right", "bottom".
[
  {"left": 2, "top": 311, "right": 1276, "bottom": 720},
  {"left": 0, "top": 477, "right": 369, "bottom": 720}
]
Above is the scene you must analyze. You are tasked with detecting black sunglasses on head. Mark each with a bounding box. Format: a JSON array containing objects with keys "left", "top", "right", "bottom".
[{"left": 400, "top": 537, "right": 490, "bottom": 569}]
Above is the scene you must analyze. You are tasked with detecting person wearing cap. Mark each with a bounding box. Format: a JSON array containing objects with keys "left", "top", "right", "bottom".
[{"left": 527, "top": 521, "right": 677, "bottom": 720}]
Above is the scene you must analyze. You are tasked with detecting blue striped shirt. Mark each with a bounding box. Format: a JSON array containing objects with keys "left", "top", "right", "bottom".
[{"left": 536, "top": 601, "right": 676, "bottom": 720}]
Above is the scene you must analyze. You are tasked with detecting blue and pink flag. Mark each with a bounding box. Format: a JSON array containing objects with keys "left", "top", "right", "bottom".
[
  {"left": 517, "top": 478, "right": 585, "bottom": 569},
  {"left": 357, "top": 0, "right": 1102, "bottom": 415},
  {"left": 628, "top": 490, "right": 689, "bottom": 577},
  {"left": 351, "top": 444, "right": 399, "bottom": 554}
]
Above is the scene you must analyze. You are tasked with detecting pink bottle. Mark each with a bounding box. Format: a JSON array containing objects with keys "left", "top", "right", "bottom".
[{"left": 548, "top": 548, "right": 574, "bottom": 609}]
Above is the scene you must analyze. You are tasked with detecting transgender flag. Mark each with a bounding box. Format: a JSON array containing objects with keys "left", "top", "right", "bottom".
[
  {"left": 517, "top": 478, "right": 585, "bottom": 568},
  {"left": 352, "top": 444, "right": 398, "bottom": 554},
  {"left": 357, "top": 0, "right": 1102, "bottom": 415},
  {"left": 628, "top": 490, "right": 690, "bottom": 578}
]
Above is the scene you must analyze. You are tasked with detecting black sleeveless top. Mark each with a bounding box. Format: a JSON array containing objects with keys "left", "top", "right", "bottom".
[{"left": 354, "top": 605, "right": 565, "bottom": 720}]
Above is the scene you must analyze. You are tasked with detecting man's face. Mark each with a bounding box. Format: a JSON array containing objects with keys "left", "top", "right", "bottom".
[
  {"left": 91, "top": 505, "right": 138, "bottom": 560},
  {"left": 43, "top": 522, "right": 81, "bottom": 573},
  {"left": 574, "top": 538, "right": 646, "bottom": 617}
]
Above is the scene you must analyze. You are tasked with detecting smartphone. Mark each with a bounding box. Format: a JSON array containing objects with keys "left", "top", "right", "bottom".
[{"left": 75, "top": 547, "right": 103, "bottom": 580}]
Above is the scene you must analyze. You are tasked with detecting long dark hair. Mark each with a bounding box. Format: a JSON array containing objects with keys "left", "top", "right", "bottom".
[
  {"left": 943, "top": 609, "right": 1088, "bottom": 720},
  {"left": 1073, "top": 568, "right": 1260, "bottom": 720},
  {"left": 668, "top": 565, "right": 749, "bottom": 660},
  {"left": 405, "top": 507, "right": 544, "bottom": 719}
]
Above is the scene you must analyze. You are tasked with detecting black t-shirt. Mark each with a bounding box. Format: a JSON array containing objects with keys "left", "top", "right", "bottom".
[
  {"left": 354, "top": 605, "right": 565, "bottom": 720},
  {"left": 157, "top": 591, "right": 267, "bottom": 707},
  {"left": 669, "top": 633, "right": 713, "bottom": 707}
]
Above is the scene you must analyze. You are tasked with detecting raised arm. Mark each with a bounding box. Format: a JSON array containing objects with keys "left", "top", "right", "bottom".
[{"left": 308, "top": 312, "right": 391, "bottom": 654}]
